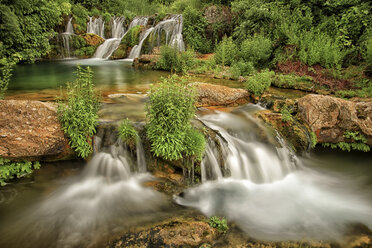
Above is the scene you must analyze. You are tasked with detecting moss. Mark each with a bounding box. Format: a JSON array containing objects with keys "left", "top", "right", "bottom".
[{"left": 121, "top": 25, "right": 143, "bottom": 47}]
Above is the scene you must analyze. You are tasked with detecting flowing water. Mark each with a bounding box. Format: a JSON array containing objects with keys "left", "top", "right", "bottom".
[
  {"left": 59, "top": 17, "right": 75, "bottom": 58},
  {"left": 87, "top": 16, "right": 105, "bottom": 38},
  {"left": 128, "top": 14, "right": 185, "bottom": 59},
  {"left": 175, "top": 106, "right": 372, "bottom": 241},
  {"left": 0, "top": 138, "right": 167, "bottom": 248}
]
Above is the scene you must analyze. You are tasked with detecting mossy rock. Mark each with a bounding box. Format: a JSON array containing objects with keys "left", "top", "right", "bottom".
[
  {"left": 111, "top": 44, "right": 129, "bottom": 59},
  {"left": 81, "top": 33, "right": 104, "bottom": 47}
]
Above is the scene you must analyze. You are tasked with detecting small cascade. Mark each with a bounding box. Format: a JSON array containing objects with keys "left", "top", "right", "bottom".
[
  {"left": 94, "top": 16, "right": 149, "bottom": 59},
  {"left": 128, "top": 14, "right": 185, "bottom": 59},
  {"left": 199, "top": 109, "right": 297, "bottom": 183},
  {"left": 175, "top": 105, "right": 372, "bottom": 241},
  {"left": 87, "top": 16, "right": 105, "bottom": 38},
  {"left": 60, "top": 17, "right": 75, "bottom": 58},
  {"left": 128, "top": 27, "right": 154, "bottom": 59}
]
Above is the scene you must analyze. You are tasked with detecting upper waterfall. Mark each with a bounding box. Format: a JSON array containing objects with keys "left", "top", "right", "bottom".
[
  {"left": 87, "top": 16, "right": 105, "bottom": 38},
  {"left": 60, "top": 17, "right": 75, "bottom": 58}
]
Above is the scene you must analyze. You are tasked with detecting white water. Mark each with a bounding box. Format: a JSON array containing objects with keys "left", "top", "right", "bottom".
[
  {"left": 60, "top": 17, "right": 75, "bottom": 58},
  {"left": 87, "top": 16, "right": 105, "bottom": 38},
  {"left": 175, "top": 106, "right": 372, "bottom": 241},
  {"left": 128, "top": 15, "right": 185, "bottom": 59},
  {"left": 94, "top": 16, "right": 149, "bottom": 59},
  {"left": 1, "top": 139, "right": 165, "bottom": 248}
]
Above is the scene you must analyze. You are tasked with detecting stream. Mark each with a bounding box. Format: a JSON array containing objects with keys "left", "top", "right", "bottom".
[{"left": 1, "top": 60, "right": 371, "bottom": 247}]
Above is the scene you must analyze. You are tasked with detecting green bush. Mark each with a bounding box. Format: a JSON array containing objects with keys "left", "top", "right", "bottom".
[
  {"left": 240, "top": 35, "right": 273, "bottom": 68},
  {"left": 245, "top": 70, "right": 275, "bottom": 96},
  {"left": 72, "top": 4, "right": 89, "bottom": 34},
  {"left": 121, "top": 25, "right": 142, "bottom": 47},
  {"left": 183, "top": 6, "right": 212, "bottom": 54},
  {"left": 214, "top": 36, "right": 238, "bottom": 66},
  {"left": 0, "top": 158, "right": 41, "bottom": 186},
  {"left": 322, "top": 130, "right": 370, "bottom": 152},
  {"left": 209, "top": 216, "right": 229, "bottom": 233},
  {"left": 146, "top": 75, "right": 205, "bottom": 161},
  {"left": 280, "top": 105, "right": 293, "bottom": 122},
  {"left": 118, "top": 118, "right": 138, "bottom": 146},
  {"left": 310, "top": 131, "right": 317, "bottom": 149},
  {"left": 229, "top": 61, "right": 255, "bottom": 79},
  {"left": 58, "top": 66, "right": 100, "bottom": 159},
  {"left": 0, "top": 58, "right": 14, "bottom": 99},
  {"left": 156, "top": 46, "right": 196, "bottom": 73}
]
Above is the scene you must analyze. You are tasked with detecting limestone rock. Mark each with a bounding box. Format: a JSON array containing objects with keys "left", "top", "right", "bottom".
[
  {"left": 0, "top": 100, "right": 74, "bottom": 161},
  {"left": 297, "top": 94, "right": 372, "bottom": 145},
  {"left": 81, "top": 33, "right": 104, "bottom": 47},
  {"left": 193, "top": 82, "right": 250, "bottom": 107}
]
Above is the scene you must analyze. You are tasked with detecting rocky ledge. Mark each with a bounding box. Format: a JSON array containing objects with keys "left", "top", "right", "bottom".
[{"left": 0, "top": 100, "right": 74, "bottom": 161}]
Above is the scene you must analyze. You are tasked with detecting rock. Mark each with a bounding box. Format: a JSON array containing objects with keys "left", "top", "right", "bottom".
[
  {"left": 297, "top": 94, "right": 372, "bottom": 145},
  {"left": 256, "top": 110, "right": 310, "bottom": 152},
  {"left": 110, "top": 218, "right": 217, "bottom": 248},
  {"left": 133, "top": 54, "right": 159, "bottom": 69},
  {"left": 0, "top": 100, "right": 74, "bottom": 161},
  {"left": 81, "top": 33, "right": 104, "bottom": 47},
  {"left": 193, "top": 82, "right": 250, "bottom": 107}
]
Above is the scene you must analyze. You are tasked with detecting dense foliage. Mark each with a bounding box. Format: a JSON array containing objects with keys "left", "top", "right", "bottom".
[
  {"left": 0, "top": 158, "right": 41, "bottom": 186},
  {"left": 118, "top": 118, "right": 138, "bottom": 146},
  {"left": 57, "top": 66, "right": 100, "bottom": 159},
  {"left": 146, "top": 75, "right": 205, "bottom": 161},
  {"left": 155, "top": 46, "right": 196, "bottom": 73},
  {"left": 209, "top": 216, "right": 229, "bottom": 233},
  {"left": 245, "top": 71, "right": 275, "bottom": 96}
]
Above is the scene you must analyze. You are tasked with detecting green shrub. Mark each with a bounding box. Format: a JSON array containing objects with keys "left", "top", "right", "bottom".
[
  {"left": 310, "top": 131, "right": 317, "bottom": 149},
  {"left": 156, "top": 46, "right": 196, "bottom": 73},
  {"left": 322, "top": 130, "right": 370, "bottom": 152},
  {"left": 0, "top": 58, "right": 14, "bottom": 99},
  {"left": 72, "top": 4, "right": 89, "bottom": 34},
  {"left": 245, "top": 70, "right": 275, "bottom": 96},
  {"left": 58, "top": 66, "right": 100, "bottom": 159},
  {"left": 121, "top": 25, "right": 142, "bottom": 47},
  {"left": 240, "top": 35, "right": 273, "bottom": 68},
  {"left": 118, "top": 118, "right": 138, "bottom": 146},
  {"left": 214, "top": 36, "right": 238, "bottom": 66},
  {"left": 280, "top": 105, "right": 293, "bottom": 122},
  {"left": 146, "top": 75, "right": 205, "bottom": 161},
  {"left": 209, "top": 216, "right": 229, "bottom": 233},
  {"left": 229, "top": 61, "right": 255, "bottom": 79},
  {"left": 183, "top": 6, "right": 212, "bottom": 54},
  {"left": 0, "top": 158, "right": 41, "bottom": 186}
]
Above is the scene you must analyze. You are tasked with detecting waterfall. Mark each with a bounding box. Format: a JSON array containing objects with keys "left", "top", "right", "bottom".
[
  {"left": 175, "top": 104, "right": 372, "bottom": 241},
  {"left": 128, "top": 14, "right": 185, "bottom": 59},
  {"left": 128, "top": 27, "right": 154, "bottom": 59},
  {"left": 94, "top": 16, "right": 149, "bottom": 59},
  {"left": 60, "top": 17, "right": 75, "bottom": 58},
  {"left": 87, "top": 16, "right": 105, "bottom": 38}
]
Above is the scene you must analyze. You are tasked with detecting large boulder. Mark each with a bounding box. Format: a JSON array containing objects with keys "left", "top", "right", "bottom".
[
  {"left": 297, "top": 94, "right": 372, "bottom": 145},
  {"left": 193, "top": 82, "right": 250, "bottom": 107},
  {"left": 0, "top": 100, "right": 74, "bottom": 161}
]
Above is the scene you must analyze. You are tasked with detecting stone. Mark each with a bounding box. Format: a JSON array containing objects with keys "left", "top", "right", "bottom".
[
  {"left": 193, "top": 82, "right": 250, "bottom": 107},
  {"left": 0, "top": 100, "right": 74, "bottom": 161},
  {"left": 81, "top": 33, "right": 104, "bottom": 47},
  {"left": 297, "top": 94, "right": 372, "bottom": 145}
]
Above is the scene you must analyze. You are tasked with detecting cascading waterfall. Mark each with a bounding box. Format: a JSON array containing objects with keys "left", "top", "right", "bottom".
[
  {"left": 60, "top": 17, "right": 75, "bottom": 58},
  {"left": 175, "top": 105, "right": 372, "bottom": 241},
  {"left": 87, "top": 16, "right": 105, "bottom": 38},
  {"left": 0, "top": 134, "right": 165, "bottom": 248},
  {"left": 128, "top": 14, "right": 185, "bottom": 59},
  {"left": 94, "top": 16, "right": 149, "bottom": 59}
]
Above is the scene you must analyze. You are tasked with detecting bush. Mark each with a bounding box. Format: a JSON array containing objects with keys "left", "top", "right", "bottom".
[
  {"left": 121, "top": 25, "right": 142, "bottom": 47},
  {"left": 245, "top": 70, "right": 275, "bottom": 96},
  {"left": 209, "top": 216, "right": 229, "bottom": 233},
  {"left": 58, "top": 66, "right": 100, "bottom": 159},
  {"left": 240, "top": 35, "right": 273, "bottom": 68},
  {"left": 146, "top": 75, "right": 205, "bottom": 161},
  {"left": 72, "top": 4, "right": 89, "bottom": 34},
  {"left": 183, "top": 6, "right": 212, "bottom": 54},
  {"left": 322, "top": 130, "right": 370, "bottom": 152},
  {"left": 0, "top": 58, "right": 14, "bottom": 99},
  {"left": 229, "top": 61, "right": 255, "bottom": 79},
  {"left": 214, "top": 36, "right": 238, "bottom": 66},
  {"left": 156, "top": 46, "right": 196, "bottom": 73},
  {"left": 280, "top": 105, "right": 293, "bottom": 122},
  {"left": 118, "top": 118, "right": 138, "bottom": 146},
  {"left": 0, "top": 158, "right": 41, "bottom": 186}
]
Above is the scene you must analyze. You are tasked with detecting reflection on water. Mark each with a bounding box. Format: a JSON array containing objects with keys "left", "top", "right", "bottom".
[{"left": 8, "top": 59, "right": 169, "bottom": 95}]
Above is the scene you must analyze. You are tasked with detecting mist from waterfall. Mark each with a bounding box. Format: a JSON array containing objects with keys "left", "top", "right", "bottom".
[{"left": 175, "top": 105, "right": 372, "bottom": 241}]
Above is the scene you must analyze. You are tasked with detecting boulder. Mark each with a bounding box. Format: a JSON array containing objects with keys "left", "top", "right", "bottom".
[
  {"left": 297, "top": 94, "right": 372, "bottom": 145},
  {"left": 81, "top": 33, "right": 104, "bottom": 47},
  {"left": 193, "top": 82, "right": 250, "bottom": 107},
  {"left": 0, "top": 100, "right": 74, "bottom": 161}
]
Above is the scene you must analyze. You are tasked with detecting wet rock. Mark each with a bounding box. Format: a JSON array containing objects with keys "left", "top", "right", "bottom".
[
  {"left": 193, "top": 82, "right": 250, "bottom": 107},
  {"left": 110, "top": 218, "right": 217, "bottom": 248},
  {"left": 256, "top": 110, "right": 310, "bottom": 152},
  {"left": 0, "top": 100, "right": 74, "bottom": 161},
  {"left": 297, "top": 94, "right": 372, "bottom": 145},
  {"left": 81, "top": 33, "right": 104, "bottom": 47}
]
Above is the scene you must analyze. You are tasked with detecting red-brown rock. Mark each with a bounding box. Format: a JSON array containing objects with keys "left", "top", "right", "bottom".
[{"left": 0, "top": 100, "right": 74, "bottom": 161}]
